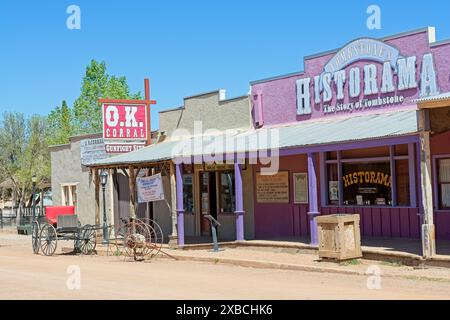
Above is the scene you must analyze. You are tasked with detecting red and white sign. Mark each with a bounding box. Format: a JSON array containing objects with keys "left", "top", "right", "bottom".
[
  {"left": 102, "top": 103, "right": 148, "bottom": 141},
  {"left": 105, "top": 143, "right": 146, "bottom": 154}
]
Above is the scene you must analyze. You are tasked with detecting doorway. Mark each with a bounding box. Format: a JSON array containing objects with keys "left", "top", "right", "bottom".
[{"left": 199, "top": 171, "right": 218, "bottom": 236}]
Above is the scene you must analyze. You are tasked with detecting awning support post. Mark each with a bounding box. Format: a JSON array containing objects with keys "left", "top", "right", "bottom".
[
  {"left": 234, "top": 162, "right": 245, "bottom": 241},
  {"left": 308, "top": 153, "right": 320, "bottom": 246},
  {"left": 175, "top": 162, "right": 185, "bottom": 247},
  {"left": 419, "top": 132, "right": 436, "bottom": 258}
]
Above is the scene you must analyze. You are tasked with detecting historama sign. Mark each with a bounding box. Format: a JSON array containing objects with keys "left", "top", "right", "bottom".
[
  {"left": 251, "top": 28, "right": 450, "bottom": 126},
  {"left": 296, "top": 37, "right": 439, "bottom": 116}
]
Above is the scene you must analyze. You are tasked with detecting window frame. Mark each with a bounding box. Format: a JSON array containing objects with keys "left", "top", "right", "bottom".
[
  {"left": 60, "top": 183, "right": 78, "bottom": 210},
  {"left": 322, "top": 145, "right": 416, "bottom": 208},
  {"left": 435, "top": 156, "right": 450, "bottom": 211}
]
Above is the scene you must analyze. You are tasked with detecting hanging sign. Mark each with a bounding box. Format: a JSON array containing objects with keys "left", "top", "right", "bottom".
[
  {"left": 137, "top": 173, "right": 165, "bottom": 203},
  {"left": 102, "top": 103, "right": 148, "bottom": 141},
  {"left": 80, "top": 138, "right": 107, "bottom": 166}
]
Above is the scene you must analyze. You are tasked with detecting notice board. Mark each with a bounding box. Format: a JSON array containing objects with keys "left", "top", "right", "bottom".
[{"left": 256, "top": 171, "right": 289, "bottom": 203}]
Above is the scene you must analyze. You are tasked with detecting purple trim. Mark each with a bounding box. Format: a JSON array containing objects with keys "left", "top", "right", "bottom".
[
  {"left": 308, "top": 153, "right": 319, "bottom": 245},
  {"left": 279, "top": 135, "right": 419, "bottom": 156},
  {"left": 390, "top": 146, "right": 397, "bottom": 206},
  {"left": 175, "top": 163, "right": 184, "bottom": 247},
  {"left": 408, "top": 143, "right": 417, "bottom": 207},
  {"left": 175, "top": 135, "right": 420, "bottom": 165},
  {"left": 337, "top": 151, "right": 343, "bottom": 206},
  {"left": 234, "top": 163, "right": 245, "bottom": 241},
  {"left": 416, "top": 140, "right": 423, "bottom": 218},
  {"left": 319, "top": 152, "right": 327, "bottom": 207}
]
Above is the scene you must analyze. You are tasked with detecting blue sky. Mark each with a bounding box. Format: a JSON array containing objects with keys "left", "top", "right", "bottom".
[{"left": 1, "top": 0, "right": 449, "bottom": 129}]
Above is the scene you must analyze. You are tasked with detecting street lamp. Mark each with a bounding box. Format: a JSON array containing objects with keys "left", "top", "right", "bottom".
[
  {"left": 100, "top": 169, "right": 109, "bottom": 244},
  {"left": 31, "top": 175, "right": 37, "bottom": 223}
]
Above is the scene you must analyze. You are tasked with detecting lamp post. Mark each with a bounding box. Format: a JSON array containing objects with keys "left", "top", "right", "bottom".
[
  {"left": 100, "top": 169, "right": 109, "bottom": 244},
  {"left": 31, "top": 175, "right": 37, "bottom": 224}
]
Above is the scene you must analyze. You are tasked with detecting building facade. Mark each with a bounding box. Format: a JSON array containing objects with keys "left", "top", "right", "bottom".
[
  {"left": 88, "top": 27, "right": 450, "bottom": 258},
  {"left": 248, "top": 27, "right": 450, "bottom": 256}
]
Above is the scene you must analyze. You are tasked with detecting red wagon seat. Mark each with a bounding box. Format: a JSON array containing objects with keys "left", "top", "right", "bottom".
[{"left": 45, "top": 206, "right": 75, "bottom": 226}]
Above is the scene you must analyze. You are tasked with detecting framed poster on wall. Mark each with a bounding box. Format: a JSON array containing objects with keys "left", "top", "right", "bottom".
[
  {"left": 293, "top": 173, "right": 308, "bottom": 204},
  {"left": 256, "top": 171, "right": 289, "bottom": 203}
]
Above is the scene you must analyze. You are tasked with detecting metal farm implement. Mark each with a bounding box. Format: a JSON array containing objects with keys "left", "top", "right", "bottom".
[{"left": 32, "top": 207, "right": 97, "bottom": 256}]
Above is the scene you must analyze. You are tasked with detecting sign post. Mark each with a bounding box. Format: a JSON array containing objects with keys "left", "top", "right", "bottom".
[{"left": 99, "top": 78, "right": 157, "bottom": 154}]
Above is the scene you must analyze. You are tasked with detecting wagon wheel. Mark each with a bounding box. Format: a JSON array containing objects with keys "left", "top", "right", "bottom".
[
  {"left": 136, "top": 218, "right": 164, "bottom": 258},
  {"left": 40, "top": 223, "right": 57, "bottom": 256},
  {"left": 123, "top": 221, "right": 152, "bottom": 260},
  {"left": 79, "top": 225, "right": 97, "bottom": 255},
  {"left": 31, "top": 221, "right": 40, "bottom": 254},
  {"left": 148, "top": 220, "right": 164, "bottom": 258},
  {"left": 111, "top": 223, "right": 127, "bottom": 257}
]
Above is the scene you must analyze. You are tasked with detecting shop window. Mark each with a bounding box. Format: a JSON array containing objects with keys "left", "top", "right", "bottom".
[
  {"left": 341, "top": 146, "right": 389, "bottom": 159},
  {"left": 342, "top": 162, "right": 391, "bottom": 206},
  {"left": 327, "top": 152, "right": 337, "bottom": 161},
  {"left": 183, "top": 174, "right": 194, "bottom": 213},
  {"left": 438, "top": 159, "right": 450, "bottom": 209},
  {"left": 327, "top": 163, "right": 339, "bottom": 205},
  {"left": 219, "top": 172, "right": 235, "bottom": 214},
  {"left": 61, "top": 184, "right": 77, "bottom": 209},
  {"left": 396, "top": 159, "right": 410, "bottom": 206},
  {"left": 394, "top": 144, "right": 408, "bottom": 156}
]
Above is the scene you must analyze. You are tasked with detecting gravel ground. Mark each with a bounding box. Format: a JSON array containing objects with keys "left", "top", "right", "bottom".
[{"left": 0, "top": 233, "right": 449, "bottom": 300}]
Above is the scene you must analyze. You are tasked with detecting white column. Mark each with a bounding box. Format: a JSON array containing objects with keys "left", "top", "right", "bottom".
[{"left": 419, "top": 132, "right": 436, "bottom": 258}]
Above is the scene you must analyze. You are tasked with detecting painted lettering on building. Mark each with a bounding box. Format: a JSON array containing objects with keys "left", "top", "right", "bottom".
[
  {"left": 102, "top": 103, "right": 148, "bottom": 140},
  {"left": 342, "top": 171, "right": 391, "bottom": 188},
  {"left": 296, "top": 38, "right": 439, "bottom": 116}
]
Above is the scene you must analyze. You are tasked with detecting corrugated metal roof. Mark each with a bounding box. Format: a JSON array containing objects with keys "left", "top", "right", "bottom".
[
  {"left": 91, "top": 110, "right": 418, "bottom": 166},
  {"left": 415, "top": 92, "right": 450, "bottom": 103}
]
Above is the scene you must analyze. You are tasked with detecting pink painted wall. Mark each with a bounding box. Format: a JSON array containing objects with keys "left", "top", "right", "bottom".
[
  {"left": 253, "top": 152, "right": 450, "bottom": 240},
  {"left": 253, "top": 155, "right": 310, "bottom": 239},
  {"left": 251, "top": 29, "right": 450, "bottom": 127}
]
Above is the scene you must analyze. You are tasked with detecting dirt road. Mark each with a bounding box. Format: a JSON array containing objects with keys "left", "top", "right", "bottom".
[{"left": 0, "top": 234, "right": 449, "bottom": 300}]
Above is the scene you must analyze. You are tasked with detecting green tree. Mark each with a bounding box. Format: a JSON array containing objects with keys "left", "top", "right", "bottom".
[
  {"left": 19, "top": 115, "right": 50, "bottom": 190},
  {"left": 73, "top": 59, "right": 141, "bottom": 134},
  {"left": 0, "top": 112, "right": 26, "bottom": 193},
  {"left": 46, "top": 100, "right": 73, "bottom": 146},
  {"left": 0, "top": 113, "right": 48, "bottom": 208}
]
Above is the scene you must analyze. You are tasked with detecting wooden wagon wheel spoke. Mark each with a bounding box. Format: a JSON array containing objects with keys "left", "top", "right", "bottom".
[
  {"left": 40, "top": 223, "right": 57, "bottom": 256},
  {"left": 79, "top": 226, "right": 97, "bottom": 255},
  {"left": 31, "top": 221, "right": 40, "bottom": 254}
]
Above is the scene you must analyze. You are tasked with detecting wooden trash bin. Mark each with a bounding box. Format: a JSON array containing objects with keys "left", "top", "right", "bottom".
[{"left": 316, "top": 214, "right": 362, "bottom": 261}]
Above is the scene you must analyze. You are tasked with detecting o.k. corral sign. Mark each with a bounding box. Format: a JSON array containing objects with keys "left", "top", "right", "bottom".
[
  {"left": 102, "top": 103, "right": 148, "bottom": 140},
  {"left": 101, "top": 102, "right": 149, "bottom": 154},
  {"left": 100, "top": 79, "right": 156, "bottom": 154}
]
